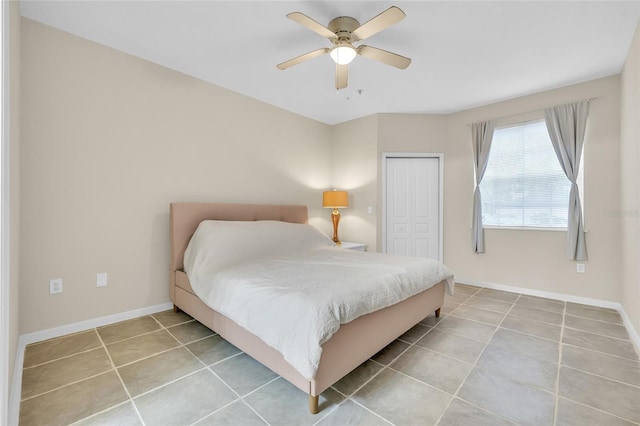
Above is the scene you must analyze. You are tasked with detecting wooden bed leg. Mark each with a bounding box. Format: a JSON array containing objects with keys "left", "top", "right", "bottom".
[
  {"left": 309, "top": 394, "right": 319, "bottom": 414},
  {"left": 435, "top": 307, "right": 441, "bottom": 318},
  {"left": 173, "top": 304, "right": 180, "bottom": 313}
]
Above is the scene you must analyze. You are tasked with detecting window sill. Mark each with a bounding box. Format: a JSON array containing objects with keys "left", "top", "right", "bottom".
[{"left": 483, "top": 226, "right": 566, "bottom": 232}]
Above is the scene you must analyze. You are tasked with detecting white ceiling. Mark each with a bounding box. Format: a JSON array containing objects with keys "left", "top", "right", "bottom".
[{"left": 20, "top": 1, "right": 640, "bottom": 125}]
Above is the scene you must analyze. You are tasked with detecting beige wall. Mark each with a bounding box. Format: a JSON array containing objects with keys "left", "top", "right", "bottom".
[
  {"left": 620, "top": 21, "right": 640, "bottom": 333},
  {"left": 20, "top": 19, "right": 332, "bottom": 334},
  {"left": 330, "top": 115, "right": 378, "bottom": 250},
  {"left": 447, "top": 77, "right": 621, "bottom": 301},
  {"left": 369, "top": 76, "right": 622, "bottom": 303}
]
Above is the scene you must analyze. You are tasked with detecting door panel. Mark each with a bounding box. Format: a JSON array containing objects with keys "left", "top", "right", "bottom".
[{"left": 386, "top": 157, "right": 441, "bottom": 260}]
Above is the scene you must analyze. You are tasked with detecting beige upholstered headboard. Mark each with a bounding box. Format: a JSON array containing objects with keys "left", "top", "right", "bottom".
[{"left": 169, "top": 203, "right": 309, "bottom": 273}]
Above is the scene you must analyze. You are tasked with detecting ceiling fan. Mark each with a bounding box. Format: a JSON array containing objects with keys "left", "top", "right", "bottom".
[{"left": 276, "top": 6, "right": 411, "bottom": 90}]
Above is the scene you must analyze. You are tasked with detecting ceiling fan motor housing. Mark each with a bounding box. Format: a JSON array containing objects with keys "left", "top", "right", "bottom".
[{"left": 328, "top": 16, "right": 361, "bottom": 42}]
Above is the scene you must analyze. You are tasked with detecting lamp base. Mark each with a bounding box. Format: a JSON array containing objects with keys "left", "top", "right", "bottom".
[{"left": 331, "top": 208, "right": 341, "bottom": 245}]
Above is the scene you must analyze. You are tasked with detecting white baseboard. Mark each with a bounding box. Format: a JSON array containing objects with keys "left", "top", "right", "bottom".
[
  {"left": 618, "top": 305, "right": 640, "bottom": 359},
  {"left": 456, "top": 278, "right": 640, "bottom": 358},
  {"left": 8, "top": 302, "right": 173, "bottom": 425}
]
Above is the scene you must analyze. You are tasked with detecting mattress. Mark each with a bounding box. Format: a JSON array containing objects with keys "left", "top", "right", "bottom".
[{"left": 184, "top": 219, "right": 454, "bottom": 379}]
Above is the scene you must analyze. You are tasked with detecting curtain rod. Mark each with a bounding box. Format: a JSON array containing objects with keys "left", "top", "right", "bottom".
[{"left": 465, "top": 97, "right": 599, "bottom": 127}]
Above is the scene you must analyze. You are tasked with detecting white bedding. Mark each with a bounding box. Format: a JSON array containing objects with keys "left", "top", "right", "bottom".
[{"left": 184, "top": 220, "right": 455, "bottom": 379}]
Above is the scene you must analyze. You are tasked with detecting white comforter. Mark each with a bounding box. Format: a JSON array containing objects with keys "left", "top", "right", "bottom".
[{"left": 184, "top": 220, "right": 454, "bottom": 379}]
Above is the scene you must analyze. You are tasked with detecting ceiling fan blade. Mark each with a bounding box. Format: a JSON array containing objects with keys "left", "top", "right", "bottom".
[
  {"left": 352, "top": 6, "right": 405, "bottom": 41},
  {"left": 336, "top": 64, "right": 348, "bottom": 90},
  {"left": 277, "top": 48, "right": 330, "bottom": 70},
  {"left": 357, "top": 45, "right": 411, "bottom": 69},
  {"left": 287, "top": 12, "right": 337, "bottom": 40}
]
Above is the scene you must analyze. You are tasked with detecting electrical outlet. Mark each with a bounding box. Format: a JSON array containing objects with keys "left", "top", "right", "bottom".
[
  {"left": 577, "top": 263, "right": 585, "bottom": 273},
  {"left": 97, "top": 273, "right": 107, "bottom": 287},
  {"left": 49, "top": 279, "right": 63, "bottom": 295}
]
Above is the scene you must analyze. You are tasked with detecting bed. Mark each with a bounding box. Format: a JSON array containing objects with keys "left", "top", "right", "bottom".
[{"left": 169, "top": 202, "right": 453, "bottom": 414}]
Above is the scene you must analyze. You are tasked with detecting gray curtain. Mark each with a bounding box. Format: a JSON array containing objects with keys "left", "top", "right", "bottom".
[
  {"left": 472, "top": 120, "right": 496, "bottom": 253},
  {"left": 544, "top": 101, "right": 589, "bottom": 261}
]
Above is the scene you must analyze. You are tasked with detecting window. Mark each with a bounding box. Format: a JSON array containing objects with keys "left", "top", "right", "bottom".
[{"left": 480, "top": 119, "right": 582, "bottom": 229}]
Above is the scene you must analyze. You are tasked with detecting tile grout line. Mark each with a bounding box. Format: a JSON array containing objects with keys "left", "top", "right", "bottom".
[
  {"left": 437, "top": 288, "right": 529, "bottom": 424},
  {"left": 457, "top": 293, "right": 569, "bottom": 394},
  {"left": 431, "top": 293, "right": 483, "bottom": 425},
  {"left": 22, "top": 344, "right": 104, "bottom": 371},
  {"left": 131, "top": 366, "right": 210, "bottom": 400},
  {"left": 324, "top": 386, "right": 394, "bottom": 426},
  {"left": 114, "top": 345, "right": 185, "bottom": 369},
  {"left": 421, "top": 323, "right": 489, "bottom": 345},
  {"left": 432, "top": 291, "right": 521, "bottom": 425},
  {"left": 75, "top": 312, "right": 217, "bottom": 425},
  {"left": 104, "top": 316, "right": 200, "bottom": 369},
  {"left": 464, "top": 291, "right": 640, "bottom": 423},
  {"left": 513, "top": 298, "right": 564, "bottom": 311},
  {"left": 565, "top": 303, "right": 620, "bottom": 314},
  {"left": 503, "top": 311, "right": 564, "bottom": 327},
  {"left": 95, "top": 323, "right": 147, "bottom": 426},
  {"left": 332, "top": 398, "right": 395, "bottom": 426},
  {"left": 408, "top": 343, "right": 478, "bottom": 368},
  {"left": 22, "top": 329, "right": 97, "bottom": 348},
  {"left": 116, "top": 313, "right": 228, "bottom": 425},
  {"left": 465, "top": 294, "right": 638, "bottom": 424},
  {"left": 465, "top": 294, "right": 568, "bottom": 322},
  {"left": 67, "top": 400, "right": 134, "bottom": 426},
  {"left": 457, "top": 303, "right": 634, "bottom": 350},
  {"left": 149, "top": 312, "right": 278, "bottom": 426},
  {"left": 332, "top": 328, "right": 425, "bottom": 425},
  {"left": 558, "top": 395, "right": 640, "bottom": 425},
  {"left": 561, "top": 341, "right": 640, "bottom": 363},
  {"left": 20, "top": 369, "right": 116, "bottom": 403},
  {"left": 97, "top": 315, "right": 187, "bottom": 344},
  {"left": 187, "top": 399, "right": 239, "bottom": 426},
  {"left": 100, "top": 321, "right": 193, "bottom": 347},
  {"left": 560, "top": 364, "right": 640, "bottom": 390},
  {"left": 21, "top": 323, "right": 162, "bottom": 423},
  {"left": 562, "top": 324, "right": 633, "bottom": 342},
  {"left": 195, "top": 360, "right": 267, "bottom": 424},
  {"left": 324, "top": 307, "right": 458, "bottom": 426},
  {"left": 161, "top": 314, "right": 273, "bottom": 426},
  {"left": 446, "top": 311, "right": 506, "bottom": 327},
  {"left": 235, "top": 380, "right": 277, "bottom": 426},
  {"left": 565, "top": 312, "right": 626, "bottom": 325},
  {"left": 23, "top": 315, "right": 187, "bottom": 412},
  {"left": 454, "top": 299, "right": 562, "bottom": 326},
  {"left": 498, "top": 324, "right": 562, "bottom": 344},
  {"left": 449, "top": 396, "right": 518, "bottom": 425},
  {"left": 553, "top": 299, "right": 567, "bottom": 426}
]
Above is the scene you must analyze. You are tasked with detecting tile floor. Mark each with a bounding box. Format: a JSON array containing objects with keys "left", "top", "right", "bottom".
[{"left": 19, "top": 284, "right": 640, "bottom": 426}]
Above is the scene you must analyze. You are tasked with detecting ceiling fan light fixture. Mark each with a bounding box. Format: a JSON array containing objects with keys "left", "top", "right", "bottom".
[
  {"left": 280, "top": 7, "right": 410, "bottom": 89},
  {"left": 330, "top": 44, "right": 357, "bottom": 65}
]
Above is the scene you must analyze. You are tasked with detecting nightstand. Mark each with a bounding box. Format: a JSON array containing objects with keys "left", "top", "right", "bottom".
[{"left": 340, "top": 242, "right": 368, "bottom": 251}]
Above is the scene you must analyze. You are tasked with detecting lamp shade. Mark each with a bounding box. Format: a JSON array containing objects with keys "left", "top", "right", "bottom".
[{"left": 323, "top": 190, "right": 348, "bottom": 208}]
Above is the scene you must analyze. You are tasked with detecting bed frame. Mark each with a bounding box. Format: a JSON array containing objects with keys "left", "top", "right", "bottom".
[{"left": 169, "top": 202, "right": 445, "bottom": 414}]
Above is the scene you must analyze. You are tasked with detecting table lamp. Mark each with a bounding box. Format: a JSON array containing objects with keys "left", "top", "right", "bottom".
[{"left": 323, "top": 190, "right": 348, "bottom": 245}]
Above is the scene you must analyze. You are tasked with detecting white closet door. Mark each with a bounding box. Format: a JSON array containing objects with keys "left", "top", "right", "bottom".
[{"left": 385, "top": 157, "right": 441, "bottom": 260}]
